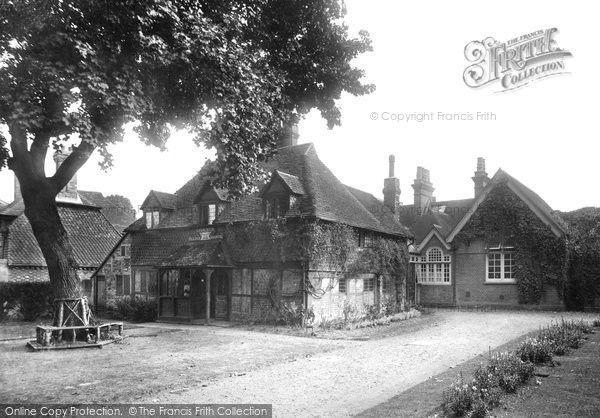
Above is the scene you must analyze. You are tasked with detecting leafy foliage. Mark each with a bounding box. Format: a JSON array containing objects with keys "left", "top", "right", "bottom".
[
  {"left": 453, "top": 181, "right": 568, "bottom": 304},
  {"left": 0, "top": 0, "right": 373, "bottom": 194},
  {"left": 104, "top": 194, "right": 134, "bottom": 212},
  {"left": 106, "top": 295, "right": 157, "bottom": 323},
  {"left": 350, "top": 237, "right": 409, "bottom": 305},
  {"left": 560, "top": 207, "right": 600, "bottom": 310},
  {"left": 224, "top": 219, "right": 358, "bottom": 297},
  {"left": 0, "top": 282, "right": 54, "bottom": 321},
  {"left": 0, "top": 0, "right": 373, "bottom": 300}
]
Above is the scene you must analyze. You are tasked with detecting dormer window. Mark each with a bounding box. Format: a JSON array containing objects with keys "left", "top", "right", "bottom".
[
  {"left": 265, "top": 196, "right": 290, "bottom": 219},
  {"left": 199, "top": 204, "right": 217, "bottom": 226},
  {"left": 194, "top": 183, "right": 230, "bottom": 227},
  {"left": 145, "top": 210, "right": 160, "bottom": 229},
  {"left": 140, "top": 190, "right": 176, "bottom": 230},
  {"left": 259, "top": 170, "right": 304, "bottom": 220}
]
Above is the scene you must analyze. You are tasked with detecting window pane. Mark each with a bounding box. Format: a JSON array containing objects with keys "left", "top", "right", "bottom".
[
  {"left": 208, "top": 204, "right": 216, "bottom": 224},
  {"left": 428, "top": 248, "right": 442, "bottom": 262},
  {"left": 488, "top": 253, "right": 502, "bottom": 279},
  {"left": 153, "top": 211, "right": 160, "bottom": 227},
  {"left": 338, "top": 278, "right": 346, "bottom": 293},
  {"left": 134, "top": 271, "right": 142, "bottom": 293},
  {"left": 444, "top": 263, "right": 450, "bottom": 282},
  {"left": 148, "top": 272, "right": 158, "bottom": 296},
  {"left": 504, "top": 252, "right": 514, "bottom": 279},
  {"left": 116, "top": 275, "right": 123, "bottom": 296},
  {"left": 145, "top": 212, "right": 152, "bottom": 229},
  {"left": 123, "top": 275, "right": 131, "bottom": 295}
]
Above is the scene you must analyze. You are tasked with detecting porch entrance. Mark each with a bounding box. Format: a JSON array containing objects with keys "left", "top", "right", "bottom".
[{"left": 158, "top": 268, "right": 231, "bottom": 322}]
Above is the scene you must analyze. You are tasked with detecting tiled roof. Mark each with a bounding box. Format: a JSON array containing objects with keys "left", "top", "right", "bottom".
[
  {"left": 78, "top": 191, "right": 106, "bottom": 207},
  {"left": 274, "top": 170, "right": 305, "bottom": 195},
  {"left": 5, "top": 203, "right": 121, "bottom": 268},
  {"left": 141, "top": 190, "right": 177, "bottom": 210},
  {"left": 78, "top": 190, "right": 136, "bottom": 233},
  {"left": 345, "top": 186, "right": 413, "bottom": 237},
  {"left": 174, "top": 161, "right": 218, "bottom": 207},
  {"left": 398, "top": 199, "right": 474, "bottom": 243},
  {"left": 160, "top": 239, "right": 232, "bottom": 267},
  {"left": 130, "top": 228, "right": 209, "bottom": 266},
  {"left": 216, "top": 143, "right": 410, "bottom": 237}
]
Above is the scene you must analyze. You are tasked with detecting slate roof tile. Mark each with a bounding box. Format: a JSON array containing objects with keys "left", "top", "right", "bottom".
[{"left": 5, "top": 204, "right": 121, "bottom": 268}]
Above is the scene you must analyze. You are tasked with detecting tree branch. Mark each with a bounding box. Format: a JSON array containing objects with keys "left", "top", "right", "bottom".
[
  {"left": 30, "top": 131, "right": 51, "bottom": 177},
  {"left": 7, "top": 122, "right": 32, "bottom": 174},
  {"left": 49, "top": 141, "right": 95, "bottom": 194}
]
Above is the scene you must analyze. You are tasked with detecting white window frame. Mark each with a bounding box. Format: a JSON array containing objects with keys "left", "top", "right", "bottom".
[
  {"left": 485, "top": 245, "right": 516, "bottom": 283},
  {"left": 412, "top": 247, "right": 452, "bottom": 285}
]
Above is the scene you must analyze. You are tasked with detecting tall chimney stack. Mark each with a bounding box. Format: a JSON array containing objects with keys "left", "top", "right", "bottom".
[
  {"left": 54, "top": 146, "right": 79, "bottom": 201},
  {"left": 412, "top": 166, "right": 434, "bottom": 214},
  {"left": 383, "top": 154, "right": 401, "bottom": 214},
  {"left": 472, "top": 157, "right": 489, "bottom": 198},
  {"left": 278, "top": 123, "right": 299, "bottom": 148}
]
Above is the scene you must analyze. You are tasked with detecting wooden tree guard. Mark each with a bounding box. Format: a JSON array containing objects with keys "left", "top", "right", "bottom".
[{"left": 28, "top": 297, "right": 123, "bottom": 351}]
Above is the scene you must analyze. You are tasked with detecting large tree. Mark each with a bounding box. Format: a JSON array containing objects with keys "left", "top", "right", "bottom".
[{"left": 0, "top": 0, "right": 373, "bottom": 300}]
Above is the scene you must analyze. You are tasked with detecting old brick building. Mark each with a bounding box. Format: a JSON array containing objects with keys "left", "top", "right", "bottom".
[
  {"left": 94, "top": 140, "right": 412, "bottom": 322},
  {"left": 0, "top": 151, "right": 123, "bottom": 297},
  {"left": 400, "top": 158, "right": 566, "bottom": 309}
]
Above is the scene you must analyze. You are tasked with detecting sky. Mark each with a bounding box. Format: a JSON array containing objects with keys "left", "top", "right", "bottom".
[{"left": 0, "top": 0, "right": 598, "bottom": 213}]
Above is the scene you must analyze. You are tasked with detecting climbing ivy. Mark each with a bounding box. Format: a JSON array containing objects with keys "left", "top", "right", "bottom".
[
  {"left": 223, "top": 219, "right": 408, "bottom": 302},
  {"left": 452, "top": 182, "right": 568, "bottom": 304},
  {"left": 349, "top": 237, "right": 409, "bottom": 305}
]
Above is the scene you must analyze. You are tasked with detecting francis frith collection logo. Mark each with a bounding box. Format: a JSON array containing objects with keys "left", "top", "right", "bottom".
[{"left": 463, "top": 28, "right": 572, "bottom": 92}]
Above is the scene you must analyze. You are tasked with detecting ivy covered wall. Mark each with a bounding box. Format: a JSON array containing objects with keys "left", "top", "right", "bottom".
[{"left": 452, "top": 182, "right": 568, "bottom": 305}]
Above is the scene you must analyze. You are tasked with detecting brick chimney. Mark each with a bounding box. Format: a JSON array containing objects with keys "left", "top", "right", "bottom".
[
  {"left": 278, "top": 123, "right": 299, "bottom": 148},
  {"left": 412, "top": 166, "right": 434, "bottom": 214},
  {"left": 383, "top": 154, "right": 401, "bottom": 214},
  {"left": 54, "top": 146, "right": 79, "bottom": 201},
  {"left": 472, "top": 157, "right": 489, "bottom": 198}
]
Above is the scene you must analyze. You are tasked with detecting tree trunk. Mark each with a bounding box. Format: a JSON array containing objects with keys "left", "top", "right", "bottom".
[{"left": 21, "top": 180, "right": 83, "bottom": 302}]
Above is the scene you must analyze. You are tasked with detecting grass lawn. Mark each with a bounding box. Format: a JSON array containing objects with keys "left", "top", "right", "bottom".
[{"left": 358, "top": 324, "right": 600, "bottom": 417}]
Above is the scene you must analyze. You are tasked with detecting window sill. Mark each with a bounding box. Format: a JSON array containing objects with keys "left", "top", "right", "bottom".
[
  {"left": 484, "top": 279, "right": 517, "bottom": 285},
  {"left": 417, "top": 282, "right": 452, "bottom": 286}
]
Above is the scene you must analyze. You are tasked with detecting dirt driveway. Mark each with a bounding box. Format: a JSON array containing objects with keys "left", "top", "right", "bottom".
[
  {"left": 0, "top": 310, "right": 596, "bottom": 417},
  {"left": 155, "top": 311, "right": 597, "bottom": 417}
]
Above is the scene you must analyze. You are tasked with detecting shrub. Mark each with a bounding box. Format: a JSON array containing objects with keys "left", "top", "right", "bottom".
[
  {"left": 442, "top": 375, "right": 476, "bottom": 417},
  {"left": 106, "top": 296, "right": 157, "bottom": 322},
  {"left": 516, "top": 337, "right": 554, "bottom": 364},
  {"left": 0, "top": 282, "right": 54, "bottom": 321},
  {"left": 480, "top": 352, "right": 534, "bottom": 393},
  {"left": 593, "top": 319, "right": 600, "bottom": 328}
]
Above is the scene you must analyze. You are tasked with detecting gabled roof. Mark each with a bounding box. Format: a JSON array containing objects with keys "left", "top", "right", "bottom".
[
  {"left": 140, "top": 190, "right": 177, "bottom": 210},
  {"left": 446, "top": 169, "right": 565, "bottom": 242},
  {"left": 193, "top": 182, "right": 229, "bottom": 204},
  {"left": 4, "top": 203, "right": 121, "bottom": 268},
  {"left": 216, "top": 143, "right": 410, "bottom": 237},
  {"left": 259, "top": 170, "right": 305, "bottom": 197},
  {"left": 398, "top": 199, "right": 473, "bottom": 243}
]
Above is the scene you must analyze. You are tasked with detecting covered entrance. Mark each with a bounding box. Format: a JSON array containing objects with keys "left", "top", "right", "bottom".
[
  {"left": 158, "top": 268, "right": 231, "bottom": 321},
  {"left": 157, "top": 239, "right": 233, "bottom": 322}
]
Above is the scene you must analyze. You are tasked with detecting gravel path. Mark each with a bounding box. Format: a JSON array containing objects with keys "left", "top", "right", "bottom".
[{"left": 154, "top": 311, "right": 596, "bottom": 417}]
